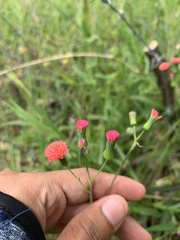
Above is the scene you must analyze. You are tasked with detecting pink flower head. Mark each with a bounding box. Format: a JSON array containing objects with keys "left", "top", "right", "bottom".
[
  {"left": 78, "top": 138, "right": 86, "bottom": 149},
  {"left": 44, "top": 140, "right": 69, "bottom": 162},
  {"left": 76, "top": 120, "right": 89, "bottom": 131},
  {"left": 171, "top": 57, "right": 180, "bottom": 65},
  {"left": 159, "top": 62, "right": 170, "bottom": 71},
  {"left": 151, "top": 108, "right": 162, "bottom": 120},
  {"left": 106, "top": 130, "right": 120, "bottom": 143}
]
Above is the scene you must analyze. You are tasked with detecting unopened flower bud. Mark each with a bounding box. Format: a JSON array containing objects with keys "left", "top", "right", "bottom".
[
  {"left": 103, "top": 149, "right": 114, "bottom": 161},
  {"left": 171, "top": 57, "right": 180, "bottom": 65},
  {"left": 159, "top": 62, "right": 170, "bottom": 71},
  {"left": 106, "top": 130, "right": 120, "bottom": 143},
  {"left": 126, "top": 127, "right": 134, "bottom": 135},
  {"left": 103, "top": 144, "right": 114, "bottom": 161},
  {"left": 103, "top": 130, "right": 120, "bottom": 161},
  {"left": 76, "top": 120, "right": 88, "bottom": 132},
  {"left": 129, "top": 111, "right": 137, "bottom": 126},
  {"left": 78, "top": 138, "right": 86, "bottom": 149},
  {"left": 76, "top": 119, "right": 89, "bottom": 141}
]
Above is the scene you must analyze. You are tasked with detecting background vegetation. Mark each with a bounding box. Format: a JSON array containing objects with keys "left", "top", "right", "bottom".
[{"left": 0, "top": 0, "right": 179, "bottom": 239}]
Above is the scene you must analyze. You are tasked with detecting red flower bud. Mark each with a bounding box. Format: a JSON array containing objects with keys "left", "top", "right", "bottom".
[
  {"left": 106, "top": 130, "right": 120, "bottom": 143},
  {"left": 171, "top": 57, "right": 180, "bottom": 65},
  {"left": 76, "top": 120, "right": 89, "bottom": 131},
  {"left": 159, "top": 62, "right": 170, "bottom": 71},
  {"left": 78, "top": 138, "right": 86, "bottom": 149}
]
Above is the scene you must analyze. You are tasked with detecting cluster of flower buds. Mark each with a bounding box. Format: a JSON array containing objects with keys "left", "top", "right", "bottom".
[
  {"left": 44, "top": 108, "right": 162, "bottom": 167},
  {"left": 76, "top": 120, "right": 89, "bottom": 166},
  {"left": 44, "top": 119, "right": 121, "bottom": 166},
  {"left": 76, "top": 120, "right": 120, "bottom": 164},
  {"left": 127, "top": 109, "right": 162, "bottom": 133},
  {"left": 143, "top": 109, "right": 162, "bottom": 131}
]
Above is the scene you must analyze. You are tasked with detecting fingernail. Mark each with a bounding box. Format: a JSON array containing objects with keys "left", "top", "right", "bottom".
[{"left": 101, "top": 196, "right": 127, "bottom": 229}]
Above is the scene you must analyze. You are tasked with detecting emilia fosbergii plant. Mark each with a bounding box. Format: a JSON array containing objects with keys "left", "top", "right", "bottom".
[{"left": 44, "top": 108, "right": 162, "bottom": 203}]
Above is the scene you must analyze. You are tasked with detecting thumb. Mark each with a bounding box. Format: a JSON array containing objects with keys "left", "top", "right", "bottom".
[{"left": 57, "top": 195, "right": 128, "bottom": 240}]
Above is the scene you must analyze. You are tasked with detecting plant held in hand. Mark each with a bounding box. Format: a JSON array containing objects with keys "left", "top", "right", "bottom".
[{"left": 44, "top": 109, "right": 162, "bottom": 202}]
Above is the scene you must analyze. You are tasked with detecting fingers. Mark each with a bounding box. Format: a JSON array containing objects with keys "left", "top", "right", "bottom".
[
  {"left": 57, "top": 195, "right": 128, "bottom": 240},
  {"left": 116, "top": 216, "right": 152, "bottom": 240},
  {"left": 0, "top": 169, "right": 146, "bottom": 235},
  {"left": 46, "top": 168, "right": 145, "bottom": 204},
  {"left": 93, "top": 170, "right": 146, "bottom": 201}
]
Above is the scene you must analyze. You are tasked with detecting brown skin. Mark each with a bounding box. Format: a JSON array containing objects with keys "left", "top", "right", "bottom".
[{"left": 0, "top": 168, "right": 152, "bottom": 240}]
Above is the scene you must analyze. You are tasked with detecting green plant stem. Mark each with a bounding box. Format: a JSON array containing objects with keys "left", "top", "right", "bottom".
[
  {"left": 85, "top": 159, "right": 108, "bottom": 203},
  {"left": 86, "top": 166, "right": 93, "bottom": 203},
  {"left": 106, "top": 130, "right": 145, "bottom": 195},
  {"left": 92, "top": 159, "right": 108, "bottom": 181},
  {"left": 67, "top": 167, "right": 89, "bottom": 192},
  {"left": 136, "top": 130, "right": 145, "bottom": 141}
]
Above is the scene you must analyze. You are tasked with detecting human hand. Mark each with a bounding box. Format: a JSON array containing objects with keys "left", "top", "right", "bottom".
[{"left": 0, "top": 168, "right": 152, "bottom": 240}]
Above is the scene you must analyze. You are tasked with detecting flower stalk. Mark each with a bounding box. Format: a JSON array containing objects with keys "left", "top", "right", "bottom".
[
  {"left": 86, "top": 166, "right": 93, "bottom": 203},
  {"left": 67, "top": 167, "right": 88, "bottom": 192},
  {"left": 106, "top": 127, "right": 144, "bottom": 195}
]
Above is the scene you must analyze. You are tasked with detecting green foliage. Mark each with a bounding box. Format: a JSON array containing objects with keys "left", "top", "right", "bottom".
[{"left": 0, "top": 0, "right": 179, "bottom": 239}]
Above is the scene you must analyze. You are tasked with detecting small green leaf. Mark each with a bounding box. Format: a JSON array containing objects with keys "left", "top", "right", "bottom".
[{"left": 147, "top": 223, "right": 177, "bottom": 232}]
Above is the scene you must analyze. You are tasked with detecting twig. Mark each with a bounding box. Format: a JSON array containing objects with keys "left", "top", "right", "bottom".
[
  {"left": 101, "top": 0, "right": 163, "bottom": 69},
  {"left": 0, "top": 52, "right": 139, "bottom": 76}
]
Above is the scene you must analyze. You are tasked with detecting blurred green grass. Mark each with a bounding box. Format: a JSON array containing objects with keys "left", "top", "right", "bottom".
[{"left": 0, "top": 0, "right": 180, "bottom": 239}]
